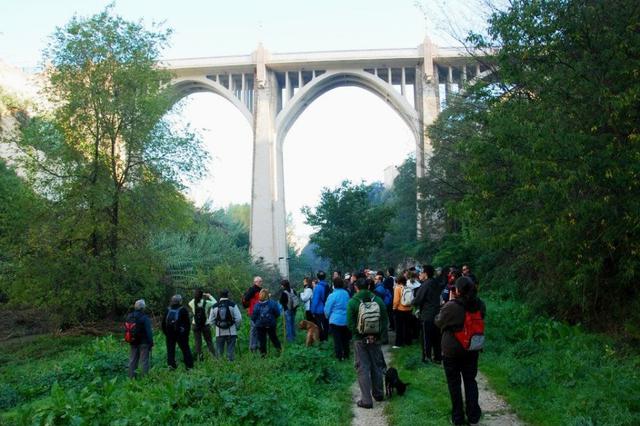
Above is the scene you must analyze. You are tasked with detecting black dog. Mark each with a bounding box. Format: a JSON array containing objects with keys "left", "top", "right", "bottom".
[{"left": 385, "top": 367, "right": 408, "bottom": 397}]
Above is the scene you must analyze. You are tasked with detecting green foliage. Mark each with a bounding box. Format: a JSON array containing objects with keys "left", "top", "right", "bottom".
[
  {"left": 424, "top": 0, "right": 640, "bottom": 329},
  {"left": 1, "top": 326, "right": 354, "bottom": 425},
  {"left": 302, "top": 180, "right": 393, "bottom": 271},
  {"left": 481, "top": 296, "right": 640, "bottom": 425}
]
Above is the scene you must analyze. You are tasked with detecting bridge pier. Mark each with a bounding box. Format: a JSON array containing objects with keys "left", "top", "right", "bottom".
[{"left": 250, "top": 45, "right": 289, "bottom": 276}]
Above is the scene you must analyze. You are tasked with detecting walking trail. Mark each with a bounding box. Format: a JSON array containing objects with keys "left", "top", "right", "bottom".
[{"left": 351, "top": 334, "right": 523, "bottom": 426}]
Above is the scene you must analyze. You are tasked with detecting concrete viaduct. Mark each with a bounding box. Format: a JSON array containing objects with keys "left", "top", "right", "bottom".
[{"left": 162, "top": 38, "right": 490, "bottom": 277}]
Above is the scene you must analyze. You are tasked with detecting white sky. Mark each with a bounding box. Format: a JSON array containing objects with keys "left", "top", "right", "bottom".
[{"left": 0, "top": 0, "right": 494, "bottom": 246}]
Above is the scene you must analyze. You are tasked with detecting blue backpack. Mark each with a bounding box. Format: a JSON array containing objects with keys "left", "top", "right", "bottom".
[
  {"left": 256, "top": 301, "right": 276, "bottom": 328},
  {"left": 375, "top": 283, "right": 393, "bottom": 306}
]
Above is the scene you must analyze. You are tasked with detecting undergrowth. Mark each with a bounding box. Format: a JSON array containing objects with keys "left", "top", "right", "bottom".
[{"left": 0, "top": 319, "right": 353, "bottom": 425}]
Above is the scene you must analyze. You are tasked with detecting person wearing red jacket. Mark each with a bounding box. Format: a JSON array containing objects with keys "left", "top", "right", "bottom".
[{"left": 242, "top": 276, "right": 263, "bottom": 352}]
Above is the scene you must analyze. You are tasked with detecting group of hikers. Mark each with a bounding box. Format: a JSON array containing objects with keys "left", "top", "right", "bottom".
[{"left": 124, "top": 264, "right": 485, "bottom": 426}]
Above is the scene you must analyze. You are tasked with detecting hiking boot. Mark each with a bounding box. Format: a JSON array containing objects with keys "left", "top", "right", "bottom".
[
  {"left": 373, "top": 395, "right": 384, "bottom": 402},
  {"left": 392, "top": 345, "right": 401, "bottom": 349},
  {"left": 356, "top": 400, "right": 373, "bottom": 409}
]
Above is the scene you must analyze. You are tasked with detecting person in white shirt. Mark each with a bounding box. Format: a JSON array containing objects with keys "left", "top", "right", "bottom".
[{"left": 207, "top": 289, "right": 242, "bottom": 361}]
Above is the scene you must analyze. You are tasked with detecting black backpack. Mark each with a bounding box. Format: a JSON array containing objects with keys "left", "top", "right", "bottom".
[
  {"left": 166, "top": 307, "right": 183, "bottom": 334},
  {"left": 214, "top": 301, "right": 236, "bottom": 329},
  {"left": 193, "top": 300, "right": 208, "bottom": 329}
]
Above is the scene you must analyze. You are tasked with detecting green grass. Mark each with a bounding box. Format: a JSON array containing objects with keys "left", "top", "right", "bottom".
[
  {"left": 480, "top": 296, "right": 640, "bottom": 426},
  {"left": 384, "top": 347, "right": 452, "bottom": 425},
  {"left": 0, "top": 315, "right": 354, "bottom": 425}
]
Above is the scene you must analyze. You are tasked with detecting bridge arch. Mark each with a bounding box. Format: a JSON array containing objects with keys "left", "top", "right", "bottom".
[
  {"left": 169, "top": 76, "right": 253, "bottom": 125},
  {"left": 276, "top": 70, "right": 420, "bottom": 146}
]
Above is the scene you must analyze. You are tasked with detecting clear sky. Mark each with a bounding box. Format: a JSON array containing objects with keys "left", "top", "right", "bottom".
[{"left": 0, "top": 0, "right": 493, "bottom": 247}]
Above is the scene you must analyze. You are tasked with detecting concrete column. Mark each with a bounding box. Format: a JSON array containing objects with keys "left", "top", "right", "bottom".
[
  {"left": 387, "top": 67, "right": 392, "bottom": 84},
  {"left": 446, "top": 66, "right": 453, "bottom": 102},
  {"left": 250, "top": 44, "right": 288, "bottom": 276},
  {"left": 401, "top": 67, "right": 406, "bottom": 97},
  {"left": 298, "top": 70, "right": 303, "bottom": 89},
  {"left": 284, "top": 72, "right": 291, "bottom": 104},
  {"left": 461, "top": 65, "right": 467, "bottom": 86},
  {"left": 241, "top": 73, "right": 246, "bottom": 104},
  {"left": 414, "top": 38, "right": 440, "bottom": 238}
]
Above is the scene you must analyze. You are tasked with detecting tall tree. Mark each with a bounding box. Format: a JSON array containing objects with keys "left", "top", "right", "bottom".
[
  {"left": 302, "top": 181, "right": 393, "bottom": 271},
  {"left": 427, "top": 0, "right": 640, "bottom": 327},
  {"left": 17, "top": 6, "right": 206, "bottom": 314}
]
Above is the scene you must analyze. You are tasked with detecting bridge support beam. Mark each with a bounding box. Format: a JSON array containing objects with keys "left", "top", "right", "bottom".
[
  {"left": 250, "top": 45, "right": 289, "bottom": 277},
  {"left": 414, "top": 37, "right": 440, "bottom": 238}
]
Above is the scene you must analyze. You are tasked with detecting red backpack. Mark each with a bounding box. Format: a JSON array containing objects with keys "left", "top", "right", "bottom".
[
  {"left": 454, "top": 308, "right": 485, "bottom": 351},
  {"left": 124, "top": 313, "right": 143, "bottom": 344}
]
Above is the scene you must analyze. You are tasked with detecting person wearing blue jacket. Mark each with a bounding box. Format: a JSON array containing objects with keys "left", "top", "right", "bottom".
[
  {"left": 310, "top": 271, "right": 330, "bottom": 341},
  {"left": 324, "top": 277, "right": 351, "bottom": 360}
]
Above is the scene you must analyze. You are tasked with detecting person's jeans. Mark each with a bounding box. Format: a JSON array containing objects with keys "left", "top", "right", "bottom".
[
  {"left": 166, "top": 334, "right": 193, "bottom": 370},
  {"left": 193, "top": 325, "right": 215, "bottom": 360},
  {"left": 128, "top": 344, "right": 150, "bottom": 378},
  {"left": 353, "top": 339, "right": 386, "bottom": 405},
  {"left": 256, "top": 326, "right": 281, "bottom": 356},
  {"left": 249, "top": 319, "right": 259, "bottom": 351},
  {"left": 285, "top": 309, "right": 296, "bottom": 342},
  {"left": 443, "top": 351, "right": 481, "bottom": 425},
  {"left": 330, "top": 324, "right": 351, "bottom": 360},
  {"left": 215, "top": 335, "right": 237, "bottom": 361}
]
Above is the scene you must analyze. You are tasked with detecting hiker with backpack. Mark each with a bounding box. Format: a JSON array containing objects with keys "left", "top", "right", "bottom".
[
  {"left": 125, "top": 299, "right": 154, "bottom": 378},
  {"left": 242, "top": 276, "right": 263, "bottom": 352},
  {"left": 324, "top": 277, "right": 351, "bottom": 360},
  {"left": 347, "top": 278, "right": 388, "bottom": 409},
  {"left": 435, "top": 276, "right": 486, "bottom": 426},
  {"left": 161, "top": 294, "right": 194, "bottom": 370},
  {"left": 251, "top": 289, "right": 282, "bottom": 356},
  {"left": 300, "top": 277, "right": 314, "bottom": 322},
  {"left": 413, "top": 264, "right": 443, "bottom": 364},
  {"left": 392, "top": 275, "right": 413, "bottom": 348},
  {"left": 188, "top": 288, "right": 217, "bottom": 361},
  {"left": 279, "top": 279, "right": 299, "bottom": 343},
  {"left": 208, "top": 289, "right": 242, "bottom": 361},
  {"left": 310, "top": 271, "right": 330, "bottom": 341}
]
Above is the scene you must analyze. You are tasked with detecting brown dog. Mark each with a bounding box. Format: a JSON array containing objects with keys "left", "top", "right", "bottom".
[{"left": 298, "top": 320, "right": 320, "bottom": 346}]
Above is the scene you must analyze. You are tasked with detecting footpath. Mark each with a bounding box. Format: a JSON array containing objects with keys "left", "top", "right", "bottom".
[{"left": 351, "top": 331, "right": 523, "bottom": 426}]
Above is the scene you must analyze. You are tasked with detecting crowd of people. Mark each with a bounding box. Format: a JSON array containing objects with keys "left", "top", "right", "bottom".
[{"left": 124, "top": 264, "right": 485, "bottom": 426}]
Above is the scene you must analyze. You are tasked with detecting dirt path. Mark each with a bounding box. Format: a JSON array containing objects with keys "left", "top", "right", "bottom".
[
  {"left": 351, "top": 339, "right": 392, "bottom": 426},
  {"left": 477, "top": 372, "right": 524, "bottom": 425},
  {"left": 350, "top": 331, "right": 523, "bottom": 426}
]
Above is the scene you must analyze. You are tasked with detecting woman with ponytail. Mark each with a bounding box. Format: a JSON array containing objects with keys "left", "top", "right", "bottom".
[{"left": 435, "top": 276, "right": 486, "bottom": 426}]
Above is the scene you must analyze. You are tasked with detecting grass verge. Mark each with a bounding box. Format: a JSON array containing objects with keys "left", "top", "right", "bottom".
[
  {"left": 481, "top": 295, "right": 640, "bottom": 425},
  {"left": 384, "top": 346, "right": 451, "bottom": 425}
]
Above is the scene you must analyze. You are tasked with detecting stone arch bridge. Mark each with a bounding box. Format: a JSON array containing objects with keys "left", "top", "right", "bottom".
[{"left": 162, "top": 39, "right": 491, "bottom": 277}]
